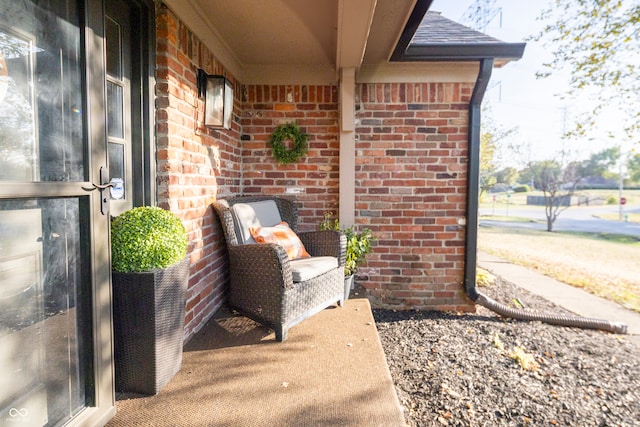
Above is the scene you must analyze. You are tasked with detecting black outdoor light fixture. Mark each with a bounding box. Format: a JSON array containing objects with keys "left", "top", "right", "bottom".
[{"left": 197, "top": 68, "right": 233, "bottom": 129}]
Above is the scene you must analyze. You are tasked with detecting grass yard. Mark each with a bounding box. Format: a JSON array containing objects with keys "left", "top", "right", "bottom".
[
  {"left": 480, "top": 188, "right": 640, "bottom": 208},
  {"left": 596, "top": 212, "right": 640, "bottom": 223},
  {"left": 478, "top": 225, "right": 640, "bottom": 313}
]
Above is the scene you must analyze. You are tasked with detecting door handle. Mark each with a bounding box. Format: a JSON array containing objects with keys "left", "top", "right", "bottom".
[
  {"left": 82, "top": 182, "right": 114, "bottom": 192},
  {"left": 82, "top": 167, "right": 111, "bottom": 215}
]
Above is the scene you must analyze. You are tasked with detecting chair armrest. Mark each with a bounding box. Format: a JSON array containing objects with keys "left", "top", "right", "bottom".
[
  {"left": 298, "top": 230, "right": 346, "bottom": 266},
  {"left": 228, "top": 243, "right": 294, "bottom": 290}
]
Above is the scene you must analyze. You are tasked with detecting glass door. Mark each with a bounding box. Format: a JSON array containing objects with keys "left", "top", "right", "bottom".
[{"left": 0, "top": 0, "right": 114, "bottom": 426}]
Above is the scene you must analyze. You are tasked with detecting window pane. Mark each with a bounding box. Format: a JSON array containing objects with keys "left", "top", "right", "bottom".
[
  {"left": 0, "top": 197, "right": 92, "bottom": 426},
  {"left": 105, "top": 16, "right": 121, "bottom": 78},
  {"left": 0, "top": 1, "right": 84, "bottom": 182},
  {"left": 107, "top": 81, "right": 124, "bottom": 139},
  {"left": 108, "top": 141, "right": 125, "bottom": 199}
]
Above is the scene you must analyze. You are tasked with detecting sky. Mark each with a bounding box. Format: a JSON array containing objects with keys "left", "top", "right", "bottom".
[{"left": 429, "top": 0, "right": 633, "bottom": 169}]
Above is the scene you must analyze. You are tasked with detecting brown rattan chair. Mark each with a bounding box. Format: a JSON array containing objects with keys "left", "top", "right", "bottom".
[{"left": 213, "top": 196, "right": 346, "bottom": 341}]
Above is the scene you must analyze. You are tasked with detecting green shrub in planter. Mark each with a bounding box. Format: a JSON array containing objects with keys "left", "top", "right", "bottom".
[
  {"left": 319, "top": 212, "right": 374, "bottom": 277},
  {"left": 111, "top": 206, "right": 190, "bottom": 394},
  {"left": 111, "top": 206, "right": 188, "bottom": 272}
]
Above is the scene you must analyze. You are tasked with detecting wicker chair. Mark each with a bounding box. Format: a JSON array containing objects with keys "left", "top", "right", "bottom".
[{"left": 213, "top": 196, "right": 346, "bottom": 341}]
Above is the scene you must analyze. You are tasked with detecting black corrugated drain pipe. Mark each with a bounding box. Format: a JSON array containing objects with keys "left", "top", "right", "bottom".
[{"left": 464, "top": 59, "right": 627, "bottom": 335}]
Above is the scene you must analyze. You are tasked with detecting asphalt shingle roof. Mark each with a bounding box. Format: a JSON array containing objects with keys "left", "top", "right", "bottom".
[
  {"left": 392, "top": 10, "right": 525, "bottom": 63},
  {"left": 411, "top": 11, "right": 505, "bottom": 46}
]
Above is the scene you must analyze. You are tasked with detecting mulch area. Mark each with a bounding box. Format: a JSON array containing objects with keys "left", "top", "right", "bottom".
[{"left": 374, "top": 277, "right": 640, "bottom": 427}]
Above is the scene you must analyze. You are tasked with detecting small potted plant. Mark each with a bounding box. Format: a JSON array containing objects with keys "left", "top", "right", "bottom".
[
  {"left": 110, "top": 206, "right": 189, "bottom": 395},
  {"left": 320, "top": 212, "right": 374, "bottom": 300}
]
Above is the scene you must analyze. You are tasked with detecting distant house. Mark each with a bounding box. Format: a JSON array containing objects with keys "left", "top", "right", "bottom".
[
  {"left": 0, "top": 1, "right": 524, "bottom": 425},
  {"left": 577, "top": 176, "right": 618, "bottom": 189}
]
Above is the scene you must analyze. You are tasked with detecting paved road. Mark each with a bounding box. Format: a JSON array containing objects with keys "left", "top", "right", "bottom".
[{"left": 480, "top": 203, "right": 640, "bottom": 237}]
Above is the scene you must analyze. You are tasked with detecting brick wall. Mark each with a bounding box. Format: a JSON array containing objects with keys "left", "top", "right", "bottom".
[
  {"left": 354, "top": 82, "right": 475, "bottom": 312},
  {"left": 240, "top": 85, "right": 340, "bottom": 231},
  {"left": 155, "top": 4, "right": 477, "bottom": 340},
  {"left": 155, "top": 4, "right": 240, "bottom": 339}
]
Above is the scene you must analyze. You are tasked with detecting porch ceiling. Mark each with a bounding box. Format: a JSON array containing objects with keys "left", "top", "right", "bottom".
[{"left": 163, "top": 0, "right": 419, "bottom": 84}]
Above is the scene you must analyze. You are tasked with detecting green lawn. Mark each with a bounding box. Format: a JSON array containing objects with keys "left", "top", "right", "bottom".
[
  {"left": 478, "top": 225, "right": 640, "bottom": 313},
  {"left": 480, "top": 188, "right": 640, "bottom": 207},
  {"left": 596, "top": 212, "right": 640, "bottom": 223}
]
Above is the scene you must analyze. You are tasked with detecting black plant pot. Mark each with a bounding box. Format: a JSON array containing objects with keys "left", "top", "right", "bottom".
[{"left": 112, "top": 256, "right": 189, "bottom": 395}]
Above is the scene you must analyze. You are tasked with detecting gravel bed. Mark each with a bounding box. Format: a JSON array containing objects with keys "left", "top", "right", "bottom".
[{"left": 373, "top": 277, "right": 640, "bottom": 427}]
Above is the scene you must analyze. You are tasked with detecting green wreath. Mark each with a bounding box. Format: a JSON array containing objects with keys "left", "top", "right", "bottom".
[{"left": 268, "top": 123, "right": 308, "bottom": 164}]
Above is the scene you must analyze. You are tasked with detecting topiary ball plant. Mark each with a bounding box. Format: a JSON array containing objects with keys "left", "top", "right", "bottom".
[{"left": 111, "top": 206, "right": 188, "bottom": 273}]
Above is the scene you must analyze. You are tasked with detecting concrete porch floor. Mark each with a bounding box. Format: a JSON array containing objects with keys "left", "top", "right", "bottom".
[{"left": 106, "top": 293, "right": 406, "bottom": 427}]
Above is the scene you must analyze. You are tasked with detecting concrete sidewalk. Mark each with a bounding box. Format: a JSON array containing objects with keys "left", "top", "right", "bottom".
[{"left": 477, "top": 251, "right": 640, "bottom": 341}]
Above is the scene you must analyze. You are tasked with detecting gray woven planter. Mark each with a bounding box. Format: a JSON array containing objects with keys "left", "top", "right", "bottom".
[{"left": 112, "top": 256, "right": 189, "bottom": 395}]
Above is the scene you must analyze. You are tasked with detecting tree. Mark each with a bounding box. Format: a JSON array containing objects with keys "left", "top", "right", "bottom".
[
  {"left": 628, "top": 153, "right": 640, "bottom": 183},
  {"left": 534, "top": 0, "right": 640, "bottom": 139},
  {"left": 479, "top": 130, "right": 497, "bottom": 197},
  {"left": 582, "top": 146, "right": 620, "bottom": 178},
  {"left": 518, "top": 166, "right": 536, "bottom": 189},
  {"left": 495, "top": 167, "right": 520, "bottom": 186},
  {"left": 526, "top": 160, "right": 584, "bottom": 231},
  {"left": 479, "top": 106, "right": 518, "bottom": 197}
]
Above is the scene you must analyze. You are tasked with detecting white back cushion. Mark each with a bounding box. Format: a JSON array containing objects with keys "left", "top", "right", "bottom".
[{"left": 231, "top": 200, "right": 282, "bottom": 244}]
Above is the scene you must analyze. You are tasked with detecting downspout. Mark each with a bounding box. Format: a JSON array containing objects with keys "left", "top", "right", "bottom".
[
  {"left": 464, "top": 59, "right": 491, "bottom": 303},
  {"left": 464, "top": 59, "right": 627, "bottom": 334}
]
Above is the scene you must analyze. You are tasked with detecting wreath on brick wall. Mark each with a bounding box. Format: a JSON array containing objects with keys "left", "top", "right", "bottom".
[{"left": 268, "top": 122, "right": 308, "bottom": 164}]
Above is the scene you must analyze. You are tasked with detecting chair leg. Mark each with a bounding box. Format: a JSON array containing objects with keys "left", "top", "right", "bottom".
[{"left": 275, "top": 325, "right": 288, "bottom": 342}]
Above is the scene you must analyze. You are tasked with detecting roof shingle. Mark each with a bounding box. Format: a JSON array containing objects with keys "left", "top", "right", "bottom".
[
  {"left": 392, "top": 10, "right": 526, "bottom": 63},
  {"left": 412, "top": 11, "right": 505, "bottom": 46}
]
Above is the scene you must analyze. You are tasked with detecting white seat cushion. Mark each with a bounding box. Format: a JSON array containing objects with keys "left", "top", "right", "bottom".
[
  {"left": 231, "top": 200, "right": 282, "bottom": 244},
  {"left": 289, "top": 256, "right": 338, "bottom": 282}
]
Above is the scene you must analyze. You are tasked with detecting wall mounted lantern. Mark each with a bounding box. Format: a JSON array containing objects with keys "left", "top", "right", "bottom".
[{"left": 197, "top": 69, "right": 233, "bottom": 129}]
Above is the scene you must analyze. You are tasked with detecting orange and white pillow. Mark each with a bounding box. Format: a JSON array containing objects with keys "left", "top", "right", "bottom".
[{"left": 250, "top": 222, "right": 310, "bottom": 260}]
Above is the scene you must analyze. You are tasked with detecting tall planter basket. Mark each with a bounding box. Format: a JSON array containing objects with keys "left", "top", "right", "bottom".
[{"left": 112, "top": 256, "right": 190, "bottom": 395}]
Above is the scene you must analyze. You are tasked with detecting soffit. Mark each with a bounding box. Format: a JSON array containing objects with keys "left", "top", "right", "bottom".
[
  {"left": 193, "top": 0, "right": 338, "bottom": 67},
  {"left": 161, "top": 0, "right": 522, "bottom": 85},
  {"left": 163, "top": 0, "right": 414, "bottom": 84}
]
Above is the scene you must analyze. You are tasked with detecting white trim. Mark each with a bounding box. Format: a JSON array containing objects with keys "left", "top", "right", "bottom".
[
  {"left": 336, "top": 0, "right": 377, "bottom": 71},
  {"left": 241, "top": 64, "right": 338, "bottom": 85},
  {"left": 357, "top": 62, "right": 479, "bottom": 83},
  {"left": 340, "top": 67, "right": 356, "bottom": 132},
  {"left": 339, "top": 68, "right": 356, "bottom": 228}
]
